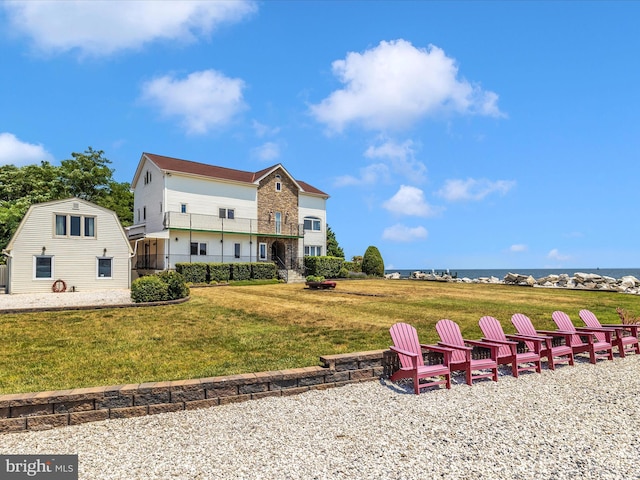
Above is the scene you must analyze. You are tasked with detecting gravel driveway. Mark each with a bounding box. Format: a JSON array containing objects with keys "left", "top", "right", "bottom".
[{"left": 2, "top": 354, "right": 639, "bottom": 479}]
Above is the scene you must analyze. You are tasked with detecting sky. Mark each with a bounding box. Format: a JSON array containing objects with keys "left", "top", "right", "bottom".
[{"left": 1, "top": 1, "right": 639, "bottom": 270}]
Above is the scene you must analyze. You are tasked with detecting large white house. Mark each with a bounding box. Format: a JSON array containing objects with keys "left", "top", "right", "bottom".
[
  {"left": 127, "top": 153, "right": 329, "bottom": 280},
  {"left": 2, "top": 197, "right": 132, "bottom": 294}
]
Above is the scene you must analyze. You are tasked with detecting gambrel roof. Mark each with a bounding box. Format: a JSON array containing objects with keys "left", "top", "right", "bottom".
[{"left": 133, "top": 153, "right": 329, "bottom": 197}]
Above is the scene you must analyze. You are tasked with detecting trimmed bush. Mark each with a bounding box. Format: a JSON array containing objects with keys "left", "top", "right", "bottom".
[
  {"left": 131, "top": 275, "right": 169, "bottom": 303},
  {"left": 304, "top": 256, "right": 344, "bottom": 278},
  {"left": 156, "top": 270, "right": 190, "bottom": 300},
  {"left": 338, "top": 266, "right": 349, "bottom": 278},
  {"left": 362, "top": 246, "right": 384, "bottom": 277},
  {"left": 252, "top": 262, "right": 277, "bottom": 280},
  {"left": 231, "top": 263, "right": 252, "bottom": 281},
  {"left": 176, "top": 263, "right": 208, "bottom": 284},
  {"left": 342, "top": 261, "right": 361, "bottom": 273},
  {"left": 209, "top": 263, "right": 231, "bottom": 283}
]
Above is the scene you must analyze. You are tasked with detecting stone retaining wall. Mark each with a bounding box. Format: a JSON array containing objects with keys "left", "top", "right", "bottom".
[{"left": 0, "top": 350, "right": 387, "bottom": 434}]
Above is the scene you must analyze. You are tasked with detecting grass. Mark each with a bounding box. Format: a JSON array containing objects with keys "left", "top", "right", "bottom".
[{"left": 1, "top": 279, "right": 639, "bottom": 395}]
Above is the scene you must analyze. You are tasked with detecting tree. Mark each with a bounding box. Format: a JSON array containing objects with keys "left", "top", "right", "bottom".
[
  {"left": 58, "top": 147, "right": 115, "bottom": 202},
  {"left": 362, "top": 246, "right": 385, "bottom": 277},
  {"left": 326, "top": 224, "right": 344, "bottom": 258}
]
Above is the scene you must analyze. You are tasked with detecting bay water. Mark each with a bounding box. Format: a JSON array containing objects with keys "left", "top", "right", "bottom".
[{"left": 385, "top": 268, "right": 640, "bottom": 280}]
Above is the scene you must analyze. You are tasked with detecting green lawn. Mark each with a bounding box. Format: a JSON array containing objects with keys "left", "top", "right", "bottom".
[{"left": 1, "top": 280, "right": 638, "bottom": 395}]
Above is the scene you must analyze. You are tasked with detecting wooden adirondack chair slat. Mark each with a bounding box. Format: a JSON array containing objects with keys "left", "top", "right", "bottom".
[
  {"left": 511, "top": 313, "right": 575, "bottom": 370},
  {"left": 435, "top": 319, "right": 499, "bottom": 386},
  {"left": 552, "top": 311, "right": 614, "bottom": 364},
  {"left": 389, "top": 322, "right": 452, "bottom": 394},
  {"left": 579, "top": 309, "right": 640, "bottom": 358},
  {"left": 479, "top": 316, "right": 542, "bottom": 377}
]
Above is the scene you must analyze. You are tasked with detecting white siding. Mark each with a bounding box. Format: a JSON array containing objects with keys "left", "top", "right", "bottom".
[
  {"left": 132, "top": 159, "right": 165, "bottom": 233},
  {"left": 299, "top": 194, "right": 327, "bottom": 253},
  {"left": 7, "top": 199, "right": 131, "bottom": 294},
  {"left": 165, "top": 175, "right": 258, "bottom": 220}
]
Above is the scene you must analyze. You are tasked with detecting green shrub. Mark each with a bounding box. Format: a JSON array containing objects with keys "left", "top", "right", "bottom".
[
  {"left": 156, "top": 270, "right": 190, "bottom": 300},
  {"left": 209, "top": 263, "right": 231, "bottom": 283},
  {"left": 231, "top": 263, "right": 252, "bottom": 281},
  {"left": 252, "top": 262, "right": 277, "bottom": 280},
  {"left": 131, "top": 276, "right": 169, "bottom": 303},
  {"left": 342, "top": 261, "right": 361, "bottom": 273},
  {"left": 338, "top": 266, "right": 349, "bottom": 278},
  {"left": 306, "top": 275, "right": 325, "bottom": 283},
  {"left": 176, "top": 263, "right": 208, "bottom": 283},
  {"left": 303, "top": 256, "right": 343, "bottom": 278},
  {"left": 362, "top": 246, "right": 384, "bottom": 277}
]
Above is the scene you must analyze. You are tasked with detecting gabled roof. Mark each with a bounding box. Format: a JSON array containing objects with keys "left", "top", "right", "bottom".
[
  {"left": 4, "top": 197, "right": 132, "bottom": 253},
  {"left": 134, "top": 153, "right": 329, "bottom": 197}
]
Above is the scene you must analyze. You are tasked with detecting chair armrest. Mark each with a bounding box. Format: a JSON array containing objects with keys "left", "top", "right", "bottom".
[
  {"left": 505, "top": 334, "right": 546, "bottom": 353},
  {"left": 437, "top": 341, "right": 471, "bottom": 351},
  {"left": 481, "top": 338, "right": 518, "bottom": 346},
  {"left": 389, "top": 346, "right": 419, "bottom": 369},
  {"left": 420, "top": 344, "right": 454, "bottom": 354},
  {"left": 605, "top": 324, "right": 639, "bottom": 335},
  {"left": 389, "top": 346, "right": 418, "bottom": 358},
  {"left": 465, "top": 339, "right": 500, "bottom": 358},
  {"left": 576, "top": 326, "right": 614, "bottom": 342}
]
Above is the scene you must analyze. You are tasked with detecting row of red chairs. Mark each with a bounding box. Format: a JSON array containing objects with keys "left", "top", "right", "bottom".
[{"left": 389, "top": 310, "right": 640, "bottom": 395}]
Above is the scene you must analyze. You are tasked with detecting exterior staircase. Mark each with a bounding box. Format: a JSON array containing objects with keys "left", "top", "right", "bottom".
[{"left": 279, "top": 269, "right": 307, "bottom": 284}]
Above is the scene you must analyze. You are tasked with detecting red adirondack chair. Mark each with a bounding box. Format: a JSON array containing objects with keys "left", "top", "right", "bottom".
[
  {"left": 435, "top": 319, "right": 499, "bottom": 386},
  {"left": 478, "top": 316, "right": 542, "bottom": 377},
  {"left": 551, "top": 311, "right": 614, "bottom": 364},
  {"left": 511, "top": 313, "right": 575, "bottom": 370},
  {"left": 579, "top": 309, "right": 640, "bottom": 358},
  {"left": 389, "top": 322, "right": 453, "bottom": 394}
]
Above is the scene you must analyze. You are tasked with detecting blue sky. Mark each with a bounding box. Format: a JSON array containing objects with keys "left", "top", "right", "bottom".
[{"left": 1, "top": 1, "right": 639, "bottom": 270}]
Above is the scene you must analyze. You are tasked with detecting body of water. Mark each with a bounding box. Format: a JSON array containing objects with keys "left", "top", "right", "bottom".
[{"left": 385, "top": 268, "right": 640, "bottom": 280}]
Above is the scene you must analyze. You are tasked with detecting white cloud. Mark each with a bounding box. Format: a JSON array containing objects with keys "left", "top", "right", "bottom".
[
  {"left": 309, "top": 39, "right": 504, "bottom": 132},
  {"left": 252, "top": 142, "right": 281, "bottom": 162},
  {"left": 0, "top": 133, "right": 54, "bottom": 166},
  {"left": 436, "top": 178, "right": 515, "bottom": 202},
  {"left": 510, "top": 244, "right": 528, "bottom": 253},
  {"left": 364, "top": 139, "right": 426, "bottom": 183},
  {"left": 382, "top": 224, "right": 428, "bottom": 242},
  {"left": 3, "top": 0, "right": 257, "bottom": 57},
  {"left": 547, "top": 249, "right": 571, "bottom": 262},
  {"left": 383, "top": 185, "right": 441, "bottom": 217},
  {"left": 252, "top": 120, "right": 280, "bottom": 138},
  {"left": 334, "top": 163, "right": 390, "bottom": 187},
  {"left": 140, "top": 69, "right": 247, "bottom": 134}
]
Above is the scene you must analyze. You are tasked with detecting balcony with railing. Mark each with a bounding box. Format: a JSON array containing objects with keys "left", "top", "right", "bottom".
[{"left": 163, "top": 211, "right": 304, "bottom": 238}]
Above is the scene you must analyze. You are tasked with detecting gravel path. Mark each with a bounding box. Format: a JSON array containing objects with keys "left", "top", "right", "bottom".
[
  {"left": 0, "top": 290, "right": 133, "bottom": 311},
  {"left": 3, "top": 354, "right": 640, "bottom": 479}
]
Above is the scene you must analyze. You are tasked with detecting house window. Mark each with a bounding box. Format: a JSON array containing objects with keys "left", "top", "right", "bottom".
[
  {"left": 190, "top": 242, "right": 207, "bottom": 255},
  {"left": 276, "top": 181, "right": 281, "bottom": 192},
  {"left": 34, "top": 256, "right": 53, "bottom": 279},
  {"left": 219, "top": 208, "right": 235, "bottom": 219},
  {"left": 303, "top": 217, "right": 322, "bottom": 232},
  {"left": 84, "top": 217, "right": 95, "bottom": 237},
  {"left": 144, "top": 170, "right": 152, "bottom": 185},
  {"left": 143, "top": 206, "right": 146, "bottom": 220},
  {"left": 55, "top": 214, "right": 96, "bottom": 237},
  {"left": 55, "top": 215, "right": 66, "bottom": 235},
  {"left": 304, "top": 246, "right": 322, "bottom": 256},
  {"left": 259, "top": 242, "right": 267, "bottom": 260},
  {"left": 234, "top": 243, "right": 241, "bottom": 259},
  {"left": 275, "top": 212, "right": 282, "bottom": 234},
  {"left": 70, "top": 216, "right": 81, "bottom": 236},
  {"left": 97, "top": 257, "right": 113, "bottom": 278},
  {"left": 137, "top": 209, "right": 141, "bottom": 222},
  {"left": 181, "top": 204, "right": 187, "bottom": 213}
]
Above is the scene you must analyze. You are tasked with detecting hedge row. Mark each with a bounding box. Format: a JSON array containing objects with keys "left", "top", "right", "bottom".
[
  {"left": 175, "top": 262, "right": 277, "bottom": 283},
  {"left": 303, "top": 256, "right": 344, "bottom": 278},
  {"left": 131, "top": 271, "right": 190, "bottom": 303}
]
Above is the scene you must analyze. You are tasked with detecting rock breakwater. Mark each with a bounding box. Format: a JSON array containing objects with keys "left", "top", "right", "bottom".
[{"left": 383, "top": 271, "right": 640, "bottom": 294}]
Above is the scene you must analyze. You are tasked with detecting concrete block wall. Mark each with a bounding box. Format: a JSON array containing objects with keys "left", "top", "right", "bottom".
[{"left": 0, "top": 350, "right": 386, "bottom": 434}]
